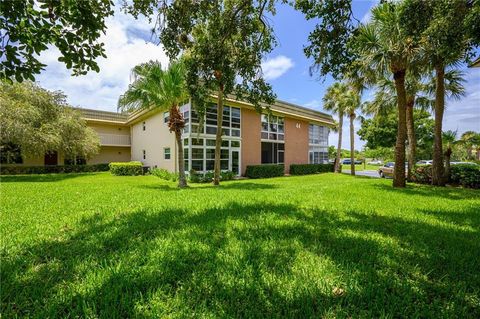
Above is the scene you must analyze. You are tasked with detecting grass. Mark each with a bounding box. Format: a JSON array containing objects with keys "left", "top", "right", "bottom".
[
  {"left": 342, "top": 164, "right": 382, "bottom": 171},
  {"left": 2, "top": 172, "right": 479, "bottom": 318}
]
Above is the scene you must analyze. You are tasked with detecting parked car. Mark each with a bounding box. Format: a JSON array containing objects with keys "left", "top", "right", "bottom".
[
  {"left": 367, "top": 160, "right": 383, "bottom": 165},
  {"left": 416, "top": 160, "right": 432, "bottom": 165},
  {"left": 341, "top": 159, "right": 352, "bottom": 165},
  {"left": 378, "top": 162, "right": 408, "bottom": 178},
  {"left": 354, "top": 159, "right": 363, "bottom": 164}
]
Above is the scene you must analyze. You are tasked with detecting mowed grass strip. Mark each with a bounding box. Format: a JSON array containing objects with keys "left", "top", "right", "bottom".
[{"left": 1, "top": 172, "right": 479, "bottom": 318}]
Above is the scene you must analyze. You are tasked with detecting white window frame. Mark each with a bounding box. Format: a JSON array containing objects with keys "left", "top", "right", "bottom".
[
  {"left": 164, "top": 147, "right": 171, "bottom": 160},
  {"left": 261, "top": 114, "right": 285, "bottom": 143}
]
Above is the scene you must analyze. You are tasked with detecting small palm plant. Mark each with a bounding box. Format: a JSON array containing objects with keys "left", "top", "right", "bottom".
[
  {"left": 118, "top": 60, "right": 189, "bottom": 188},
  {"left": 442, "top": 130, "right": 458, "bottom": 180}
]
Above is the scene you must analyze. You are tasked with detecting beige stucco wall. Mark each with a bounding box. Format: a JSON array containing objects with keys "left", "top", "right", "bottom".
[
  {"left": 87, "top": 122, "right": 130, "bottom": 136},
  {"left": 88, "top": 146, "right": 130, "bottom": 164},
  {"left": 284, "top": 117, "right": 309, "bottom": 173},
  {"left": 240, "top": 108, "right": 262, "bottom": 175},
  {"left": 130, "top": 111, "right": 177, "bottom": 171}
]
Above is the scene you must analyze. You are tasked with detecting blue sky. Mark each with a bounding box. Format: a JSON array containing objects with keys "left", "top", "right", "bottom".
[{"left": 37, "top": 1, "right": 479, "bottom": 149}]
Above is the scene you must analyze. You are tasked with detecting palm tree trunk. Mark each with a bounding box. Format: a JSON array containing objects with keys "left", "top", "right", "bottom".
[
  {"left": 213, "top": 82, "right": 224, "bottom": 185},
  {"left": 168, "top": 104, "right": 187, "bottom": 188},
  {"left": 432, "top": 64, "right": 445, "bottom": 186},
  {"left": 349, "top": 112, "right": 355, "bottom": 176},
  {"left": 335, "top": 112, "right": 343, "bottom": 173},
  {"left": 393, "top": 70, "right": 407, "bottom": 188},
  {"left": 444, "top": 147, "right": 452, "bottom": 183},
  {"left": 175, "top": 130, "right": 187, "bottom": 188},
  {"left": 406, "top": 96, "right": 416, "bottom": 181}
]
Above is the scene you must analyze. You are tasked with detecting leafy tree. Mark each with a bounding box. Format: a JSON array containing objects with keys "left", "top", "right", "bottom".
[
  {"left": 126, "top": 1, "right": 277, "bottom": 185},
  {"left": 0, "top": 81, "right": 99, "bottom": 161},
  {"left": 459, "top": 131, "right": 480, "bottom": 160},
  {"left": 323, "top": 82, "right": 349, "bottom": 173},
  {"left": 400, "top": 0, "right": 480, "bottom": 185},
  {"left": 0, "top": 0, "right": 114, "bottom": 82},
  {"left": 358, "top": 110, "right": 434, "bottom": 161},
  {"left": 364, "top": 147, "right": 395, "bottom": 162},
  {"left": 354, "top": 2, "right": 418, "bottom": 187},
  {"left": 295, "top": 0, "right": 358, "bottom": 79},
  {"left": 118, "top": 60, "right": 189, "bottom": 188}
]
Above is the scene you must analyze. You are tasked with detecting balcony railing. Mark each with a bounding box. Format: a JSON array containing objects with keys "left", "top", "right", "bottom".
[{"left": 99, "top": 134, "right": 131, "bottom": 146}]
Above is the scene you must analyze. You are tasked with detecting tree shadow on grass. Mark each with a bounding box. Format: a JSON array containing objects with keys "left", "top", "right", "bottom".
[
  {"left": 2, "top": 202, "right": 479, "bottom": 318},
  {"left": 373, "top": 183, "right": 480, "bottom": 201},
  {"left": 0, "top": 173, "right": 100, "bottom": 183}
]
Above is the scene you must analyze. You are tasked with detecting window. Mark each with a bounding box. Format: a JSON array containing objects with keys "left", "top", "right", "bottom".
[
  {"left": 164, "top": 147, "right": 171, "bottom": 160},
  {"left": 309, "top": 124, "right": 329, "bottom": 164},
  {"left": 261, "top": 142, "right": 284, "bottom": 164},
  {"left": 189, "top": 104, "right": 241, "bottom": 136},
  {"left": 261, "top": 114, "right": 284, "bottom": 141},
  {"left": 163, "top": 112, "right": 170, "bottom": 123},
  {"left": 142, "top": 121, "right": 146, "bottom": 131},
  {"left": 143, "top": 150, "right": 146, "bottom": 160},
  {"left": 309, "top": 124, "right": 329, "bottom": 146}
]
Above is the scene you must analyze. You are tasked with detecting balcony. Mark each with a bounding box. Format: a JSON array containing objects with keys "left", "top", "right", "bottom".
[{"left": 99, "top": 134, "right": 131, "bottom": 146}]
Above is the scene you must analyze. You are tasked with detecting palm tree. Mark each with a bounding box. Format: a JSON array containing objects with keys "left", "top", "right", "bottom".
[
  {"left": 460, "top": 131, "right": 479, "bottom": 160},
  {"left": 354, "top": 2, "right": 418, "bottom": 187},
  {"left": 442, "top": 130, "right": 457, "bottom": 180},
  {"left": 323, "top": 82, "right": 349, "bottom": 173},
  {"left": 118, "top": 60, "right": 189, "bottom": 188},
  {"left": 344, "top": 89, "right": 361, "bottom": 176}
]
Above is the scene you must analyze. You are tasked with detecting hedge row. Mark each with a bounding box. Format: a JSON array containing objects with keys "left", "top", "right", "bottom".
[
  {"left": 189, "top": 170, "right": 235, "bottom": 183},
  {"left": 290, "top": 163, "right": 334, "bottom": 175},
  {"left": 0, "top": 163, "right": 109, "bottom": 175},
  {"left": 412, "top": 164, "right": 480, "bottom": 188},
  {"left": 109, "top": 161, "right": 143, "bottom": 176},
  {"left": 245, "top": 164, "right": 284, "bottom": 179}
]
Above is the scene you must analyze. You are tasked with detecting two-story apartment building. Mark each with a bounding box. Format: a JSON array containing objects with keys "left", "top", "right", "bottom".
[{"left": 15, "top": 98, "right": 334, "bottom": 175}]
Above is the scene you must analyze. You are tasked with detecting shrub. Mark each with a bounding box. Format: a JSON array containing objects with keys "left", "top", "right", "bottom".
[
  {"left": 245, "top": 164, "right": 284, "bottom": 179},
  {"left": 289, "top": 163, "right": 334, "bottom": 175},
  {"left": 150, "top": 168, "right": 178, "bottom": 181},
  {"left": 188, "top": 170, "right": 235, "bottom": 183},
  {"left": 0, "top": 163, "right": 109, "bottom": 175},
  {"left": 450, "top": 164, "right": 480, "bottom": 189},
  {"left": 411, "top": 165, "right": 432, "bottom": 184},
  {"left": 109, "top": 161, "right": 143, "bottom": 176}
]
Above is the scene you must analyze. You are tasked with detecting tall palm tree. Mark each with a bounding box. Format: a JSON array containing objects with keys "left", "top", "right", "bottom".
[
  {"left": 118, "top": 60, "right": 189, "bottom": 188},
  {"left": 344, "top": 89, "right": 361, "bottom": 176},
  {"left": 354, "top": 2, "right": 418, "bottom": 187},
  {"left": 323, "top": 82, "right": 349, "bottom": 173},
  {"left": 442, "top": 130, "right": 457, "bottom": 180}
]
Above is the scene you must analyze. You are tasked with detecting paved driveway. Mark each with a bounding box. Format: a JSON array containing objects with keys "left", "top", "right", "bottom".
[{"left": 342, "top": 170, "right": 380, "bottom": 178}]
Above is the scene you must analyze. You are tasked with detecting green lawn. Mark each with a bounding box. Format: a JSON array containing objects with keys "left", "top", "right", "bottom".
[{"left": 2, "top": 172, "right": 479, "bottom": 318}]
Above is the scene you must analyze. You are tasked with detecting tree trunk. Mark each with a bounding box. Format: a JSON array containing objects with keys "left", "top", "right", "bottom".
[
  {"left": 349, "top": 112, "right": 355, "bottom": 176},
  {"left": 432, "top": 64, "right": 445, "bottom": 186},
  {"left": 406, "top": 96, "right": 416, "bottom": 181},
  {"left": 335, "top": 111, "right": 343, "bottom": 173},
  {"left": 393, "top": 70, "right": 407, "bottom": 188},
  {"left": 213, "top": 83, "right": 224, "bottom": 185},
  {"left": 444, "top": 147, "right": 452, "bottom": 183},
  {"left": 175, "top": 130, "right": 187, "bottom": 188},
  {"left": 168, "top": 105, "right": 187, "bottom": 188}
]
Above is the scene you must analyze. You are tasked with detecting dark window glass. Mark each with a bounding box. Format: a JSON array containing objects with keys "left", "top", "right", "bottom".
[
  {"left": 191, "top": 160, "right": 203, "bottom": 171},
  {"left": 206, "top": 126, "right": 216, "bottom": 134},
  {"left": 221, "top": 160, "right": 229, "bottom": 170},
  {"left": 184, "top": 148, "right": 189, "bottom": 159},
  {"left": 231, "top": 140, "right": 240, "bottom": 148},
  {"left": 192, "top": 138, "right": 204, "bottom": 146},
  {"left": 206, "top": 160, "right": 215, "bottom": 170},
  {"left": 192, "top": 148, "right": 203, "bottom": 159},
  {"left": 206, "top": 149, "right": 215, "bottom": 159}
]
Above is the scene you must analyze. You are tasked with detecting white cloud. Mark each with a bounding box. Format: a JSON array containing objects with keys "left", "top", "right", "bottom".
[
  {"left": 262, "top": 56, "right": 294, "bottom": 80},
  {"left": 36, "top": 11, "right": 169, "bottom": 112}
]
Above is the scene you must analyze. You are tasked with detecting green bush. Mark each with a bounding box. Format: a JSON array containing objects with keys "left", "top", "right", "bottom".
[
  {"left": 411, "top": 165, "right": 432, "bottom": 184},
  {"left": 289, "top": 163, "right": 334, "bottom": 175},
  {"left": 188, "top": 170, "right": 235, "bottom": 183},
  {"left": 245, "top": 164, "right": 284, "bottom": 179},
  {"left": 450, "top": 164, "right": 480, "bottom": 189},
  {"left": 0, "top": 163, "right": 109, "bottom": 175},
  {"left": 109, "top": 161, "right": 143, "bottom": 176},
  {"left": 150, "top": 168, "right": 178, "bottom": 181}
]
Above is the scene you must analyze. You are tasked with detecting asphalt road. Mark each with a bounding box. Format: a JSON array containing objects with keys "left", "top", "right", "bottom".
[{"left": 342, "top": 170, "right": 380, "bottom": 178}]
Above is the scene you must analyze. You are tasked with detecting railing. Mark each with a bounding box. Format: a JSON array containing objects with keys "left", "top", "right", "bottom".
[
  {"left": 74, "top": 108, "right": 129, "bottom": 122},
  {"left": 99, "top": 134, "right": 131, "bottom": 146}
]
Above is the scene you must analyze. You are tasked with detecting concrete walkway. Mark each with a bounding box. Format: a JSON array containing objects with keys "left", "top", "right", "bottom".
[{"left": 342, "top": 170, "right": 380, "bottom": 178}]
